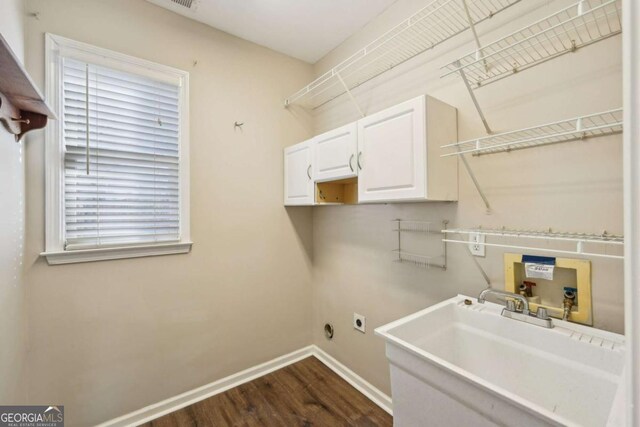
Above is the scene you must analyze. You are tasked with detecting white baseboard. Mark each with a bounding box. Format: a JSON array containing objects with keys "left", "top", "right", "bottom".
[
  {"left": 96, "top": 346, "right": 315, "bottom": 427},
  {"left": 312, "top": 346, "right": 393, "bottom": 415},
  {"left": 97, "top": 345, "right": 392, "bottom": 427}
]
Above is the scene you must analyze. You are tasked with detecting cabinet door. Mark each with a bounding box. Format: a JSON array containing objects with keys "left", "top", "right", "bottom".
[
  {"left": 314, "top": 123, "right": 358, "bottom": 182},
  {"left": 357, "top": 96, "right": 426, "bottom": 202},
  {"left": 284, "top": 140, "right": 314, "bottom": 206}
]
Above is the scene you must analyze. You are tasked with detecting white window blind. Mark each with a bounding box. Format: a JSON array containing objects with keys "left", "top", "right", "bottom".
[{"left": 62, "top": 58, "right": 182, "bottom": 250}]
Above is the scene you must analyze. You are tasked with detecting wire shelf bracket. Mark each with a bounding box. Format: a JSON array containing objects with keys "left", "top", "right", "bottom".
[
  {"left": 459, "top": 0, "right": 492, "bottom": 133},
  {"left": 459, "top": 152, "right": 492, "bottom": 213},
  {"left": 441, "top": 108, "right": 623, "bottom": 157},
  {"left": 336, "top": 72, "right": 365, "bottom": 119},
  {"left": 442, "top": 0, "right": 622, "bottom": 131},
  {"left": 442, "top": 227, "right": 624, "bottom": 259},
  {"left": 284, "top": 0, "right": 522, "bottom": 110},
  {"left": 464, "top": 243, "right": 492, "bottom": 286}
]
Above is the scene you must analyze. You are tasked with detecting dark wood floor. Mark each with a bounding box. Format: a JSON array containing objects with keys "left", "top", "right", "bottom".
[{"left": 140, "top": 356, "right": 392, "bottom": 427}]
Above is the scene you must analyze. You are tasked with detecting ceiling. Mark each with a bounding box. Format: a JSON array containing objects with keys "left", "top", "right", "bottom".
[{"left": 145, "top": 0, "right": 398, "bottom": 63}]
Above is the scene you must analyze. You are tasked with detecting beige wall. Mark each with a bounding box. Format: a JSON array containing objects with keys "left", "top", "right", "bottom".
[
  {"left": 23, "top": 1, "right": 314, "bottom": 425},
  {"left": 0, "top": 0, "right": 28, "bottom": 405},
  {"left": 310, "top": 0, "right": 623, "bottom": 396},
  {"left": 8, "top": 0, "right": 624, "bottom": 423}
]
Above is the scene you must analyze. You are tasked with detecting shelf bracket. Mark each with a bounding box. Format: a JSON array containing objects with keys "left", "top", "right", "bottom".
[
  {"left": 459, "top": 152, "right": 492, "bottom": 213},
  {"left": 336, "top": 72, "right": 365, "bottom": 119},
  {"left": 457, "top": 63, "right": 492, "bottom": 135},
  {"left": 0, "top": 93, "right": 48, "bottom": 142},
  {"left": 460, "top": 0, "right": 489, "bottom": 74},
  {"left": 464, "top": 244, "right": 491, "bottom": 286},
  {"left": 577, "top": 0, "right": 587, "bottom": 15},
  {"left": 458, "top": 0, "right": 492, "bottom": 134}
]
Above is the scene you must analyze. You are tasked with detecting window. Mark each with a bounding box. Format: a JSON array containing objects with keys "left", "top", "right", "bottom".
[{"left": 43, "top": 34, "right": 191, "bottom": 264}]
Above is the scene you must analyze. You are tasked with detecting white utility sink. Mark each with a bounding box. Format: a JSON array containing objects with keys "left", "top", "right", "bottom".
[{"left": 375, "top": 295, "right": 625, "bottom": 427}]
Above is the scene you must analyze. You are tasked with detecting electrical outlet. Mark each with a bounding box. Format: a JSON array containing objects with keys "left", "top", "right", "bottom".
[
  {"left": 353, "top": 313, "right": 366, "bottom": 333},
  {"left": 469, "top": 232, "right": 485, "bottom": 257}
]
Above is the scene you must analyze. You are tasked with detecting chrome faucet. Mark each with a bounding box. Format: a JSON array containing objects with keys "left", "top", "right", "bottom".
[
  {"left": 477, "top": 288, "right": 553, "bottom": 329},
  {"left": 478, "top": 288, "right": 530, "bottom": 314}
]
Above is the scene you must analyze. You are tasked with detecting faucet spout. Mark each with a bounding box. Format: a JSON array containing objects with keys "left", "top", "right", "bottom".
[
  {"left": 478, "top": 288, "right": 530, "bottom": 315},
  {"left": 475, "top": 288, "right": 552, "bottom": 328}
]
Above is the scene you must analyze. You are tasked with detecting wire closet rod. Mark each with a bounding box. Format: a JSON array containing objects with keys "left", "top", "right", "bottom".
[
  {"left": 442, "top": 227, "right": 624, "bottom": 259},
  {"left": 443, "top": 227, "right": 623, "bottom": 243},
  {"left": 442, "top": 239, "right": 623, "bottom": 259}
]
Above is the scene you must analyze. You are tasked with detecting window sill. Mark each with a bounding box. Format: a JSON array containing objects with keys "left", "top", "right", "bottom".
[{"left": 40, "top": 241, "right": 193, "bottom": 265}]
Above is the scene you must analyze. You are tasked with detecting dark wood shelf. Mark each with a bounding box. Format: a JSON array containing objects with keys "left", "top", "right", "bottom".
[{"left": 0, "top": 33, "right": 55, "bottom": 142}]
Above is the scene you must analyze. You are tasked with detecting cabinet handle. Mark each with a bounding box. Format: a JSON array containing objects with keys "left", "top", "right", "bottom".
[
  {"left": 349, "top": 154, "right": 355, "bottom": 172},
  {"left": 357, "top": 152, "right": 363, "bottom": 170},
  {"left": 307, "top": 165, "right": 312, "bottom": 180}
]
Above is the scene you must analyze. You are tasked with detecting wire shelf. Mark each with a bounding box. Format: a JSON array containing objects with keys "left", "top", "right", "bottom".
[
  {"left": 443, "top": 227, "right": 623, "bottom": 243},
  {"left": 442, "top": 0, "right": 622, "bottom": 88},
  {"left": 442, "top": 227, "right": 624, "bottom": 259},
  {"left": 285, "top": 0, "right": 521, "bottom": 109},
  {"left": 393, "top": 220, "right": 448, "bottom": 269},
  {"left": 441, "top": 108, "right": 623, "bottom": 156},
  {"left": 392, "top": 250, "right": 438, "bottom": 268},
  {"left": 392, "top": 219, "right": 432, "bottom": 233}
]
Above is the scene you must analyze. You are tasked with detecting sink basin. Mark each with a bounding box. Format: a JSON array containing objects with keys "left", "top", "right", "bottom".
[{"left": 375, "top": 295, "right": 625, "bottom": 427}]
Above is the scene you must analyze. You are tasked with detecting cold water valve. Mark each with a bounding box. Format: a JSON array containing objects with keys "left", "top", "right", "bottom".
[{"left": 563, "top": 287, "right": 577, "bottom": 321}]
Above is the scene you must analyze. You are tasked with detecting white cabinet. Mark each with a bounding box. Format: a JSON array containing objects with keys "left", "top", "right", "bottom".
[
  {"left": 313, "top": 123, "right": 358, "bottom": 182},
  {"left": 357, "top": 95, "right": 457, "bottom": 203},
  {"left": 284, "top": 139, "right": 314, "bottom": 206},
  {"left": 283, "top": 94, "right": 457, "bottom": 206}
]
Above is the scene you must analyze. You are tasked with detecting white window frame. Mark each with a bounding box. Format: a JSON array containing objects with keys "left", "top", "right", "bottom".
[{"left": 42, "top": 34, "right": 192, "bottom": 265}]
